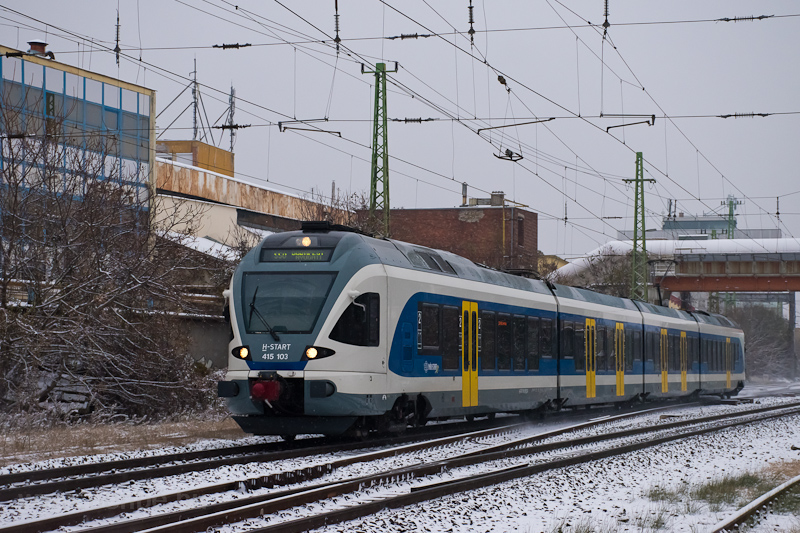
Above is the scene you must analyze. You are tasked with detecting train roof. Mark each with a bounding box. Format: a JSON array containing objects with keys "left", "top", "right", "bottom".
[
  {"left": 283, "top": 224, "right": 742, "bottom": 330},
  {"left": 382, "top": 237, "right": 553, "bottom": 296},
  {"left": 550, "top": 284, "right": 639, "bottom": 311}
]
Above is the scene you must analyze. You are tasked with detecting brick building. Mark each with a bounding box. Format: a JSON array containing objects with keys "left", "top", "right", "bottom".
[{"left": 389, "top": 192, "right": 539, "bottom": 273}]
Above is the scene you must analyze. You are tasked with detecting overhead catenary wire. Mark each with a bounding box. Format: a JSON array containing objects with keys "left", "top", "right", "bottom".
[{"left": 6, "top": 4, "right": 796, "bottom": 247}]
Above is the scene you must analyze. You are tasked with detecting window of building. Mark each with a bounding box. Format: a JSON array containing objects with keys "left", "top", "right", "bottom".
[{"left": 518, "top": 218, "right": 524, "bottom": 246}]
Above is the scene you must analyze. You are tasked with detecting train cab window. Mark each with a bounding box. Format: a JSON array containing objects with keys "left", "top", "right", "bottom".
[
  {"left": 596, "top": 326, "right": 607, "bottom": 372},
  {"left": 418, "top": 303, "right": 440, "bottom": 354},
  {"left": 540, "top": 318, "right": 554, "bottom": 359},
  {"left": 527, "top": 317, "right": 540, "bottom": 371},
  {"left": 561, "top": 320, "right": 575, "bottom": 360},
  {"left": 329, "top": 293, "right": 380, "bottom": 347},
  {"left": 497, "top": 314, "right": 512, "bottom": 370},
  {"left": 441, "top": 305, "right": 461, "bottom": 371},
  {"left": 513, "top": 315, "right": 527, "bottom": 371},
  {"left": 481, "top": 311, "right": 497, "bottom": 370}
]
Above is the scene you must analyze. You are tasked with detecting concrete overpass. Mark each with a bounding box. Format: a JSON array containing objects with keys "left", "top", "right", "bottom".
[{"left": 556, "top": 237, "right": 800, "bottom": 294}]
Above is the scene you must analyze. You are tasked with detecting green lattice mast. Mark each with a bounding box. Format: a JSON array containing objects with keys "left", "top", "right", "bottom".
[
  {"left": 362, "top": 62, "right": 397, "bottom": 236},
  {"left": 623, "top": 152, "right": 655, "bottom": 301}
]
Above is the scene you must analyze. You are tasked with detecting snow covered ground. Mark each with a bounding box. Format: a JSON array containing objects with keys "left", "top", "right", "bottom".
[{"left": 2, "top": 398, "right": 800, "bottom": 532}]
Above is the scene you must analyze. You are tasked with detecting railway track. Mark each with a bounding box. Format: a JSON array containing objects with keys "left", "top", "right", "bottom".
[
  {"left": 0, "top": 399, "right": 699, "bottom": 503},
  {"left": 4, "top": 400, "right": 797, "bottom": 533},
  {"left": 712, "top": 472, "right": 800, "bottom": 533}
]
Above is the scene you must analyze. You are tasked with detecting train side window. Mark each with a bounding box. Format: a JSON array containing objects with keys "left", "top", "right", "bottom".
[
  {"left": 561, "top": 320, "right": 574, "bottom": 359},
  {"left": 632, "top": 330, "right": 642, "bottom": 364},
  {"left": 512, "top": 315, "right": 526, "bottom": 371},
  {"left": 609, "top": 327, "right": 618, "bottom": 373},
  {"left": 419, "top": 303, "right": 441, "bottom": 354},
  {"left": 647, "top": 331, "right": 658, "bottom": 370},
  {"left": 497, "top": 314, "right": 512, "bottom": 370},
  {"left": 527, "top": 317, "right": 540, "bottom": 371},
  {"left": 711, "top": 340, "right": 717, "bottom": 371},
  {"left": 540, "top": 318, "right": 554, "bottom": 358},
  {"left": 441, "top": 305, "right": 460, "bottom": 370},
  {"left": 481, "top": 311, "right": 497, "bottom": 370},
  {"left": 574, "top": 321, "right": 585, "bottom": 369},
  {"left": 669, "top": 334, "right": 678, "bottom": 371},
  {"left": 701, "top": 339, "right": 708, "bottom": 369},
  {"left": 596, "top": 326, "right": 607, "bottom": 372},
  {"left": 625, "top": 329, "right": 634, "bottom": 371},
  {"left": 329, "top": 292, "right": 380, "bottom": 347}
]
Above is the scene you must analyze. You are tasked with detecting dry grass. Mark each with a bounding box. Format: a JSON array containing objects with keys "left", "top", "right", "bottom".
[
  {"left": 765, "top": 459, "right": 800, "bottom": 479},
  {"left": 0, "top": 417, "right": 246, "bottom": 467}
]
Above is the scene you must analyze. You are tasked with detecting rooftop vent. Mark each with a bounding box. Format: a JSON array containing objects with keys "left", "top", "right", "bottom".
[{"left": 27, "top": 39, "right": 55, "bottom": 60}]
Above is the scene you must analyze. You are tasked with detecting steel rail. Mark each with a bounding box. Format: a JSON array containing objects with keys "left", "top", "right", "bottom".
[
  {"left": 243, "top": 406, "right": 800, "bottom": 533},
  {"left": 0, "top": 416, "right": 518, "bottom": 502},
  {"left": 0, "top": 398, "right": 697, "bottom": 503},
  {"left": 711, "top": 472, "right": 800, "bottom": 533},
  {"left": 21, "top": 403, "right": 800, "bottom": 533},
  {"left": 1, "top": 403, "right": 696, "bottom": 533}
]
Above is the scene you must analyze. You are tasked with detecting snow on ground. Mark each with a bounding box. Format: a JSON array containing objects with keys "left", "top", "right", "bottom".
[
  {"left": 2, "top": 398, "right": 800, "bottom": 532},
  {"left": 309, "top": 413, "right": 800, "bottom": 533}
]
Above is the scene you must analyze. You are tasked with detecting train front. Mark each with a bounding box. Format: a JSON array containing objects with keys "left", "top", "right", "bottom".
[{"left": 217, "top": 225, "right": 386, "bottom": 437}]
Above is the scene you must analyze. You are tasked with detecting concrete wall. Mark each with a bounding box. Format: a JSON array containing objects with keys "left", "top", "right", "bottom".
[
  {"left": 389, "top": 206, "right": 538, "bottom": 271},
  {"left": 158, "top": 140, "right": 235, "bottom": 178}
]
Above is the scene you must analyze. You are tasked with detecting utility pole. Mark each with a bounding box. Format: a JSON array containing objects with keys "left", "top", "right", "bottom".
[
  {"left": 228, "top": 86, "right": 235, "bottom": 151},
  {"left": 623, "top": 152, "right": 655, "bottom": 301},
  {"left": 191, "top": 58, "right": 198, "bottom": 141},
  {"left": 362, "top": 62, "right": 398, "bottom": 236},
  {"left": 723, "top": 194, "right": 742, "bottom": 239}
]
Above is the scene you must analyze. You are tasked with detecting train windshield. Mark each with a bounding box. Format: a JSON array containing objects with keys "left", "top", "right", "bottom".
[{"left": 241, "top": 272, "right": 336, "bottom": 334}]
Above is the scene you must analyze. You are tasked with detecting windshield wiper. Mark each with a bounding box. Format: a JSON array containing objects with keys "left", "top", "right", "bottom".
[{"left": 249, "top": 286, "right": 280, "bottom": 342}]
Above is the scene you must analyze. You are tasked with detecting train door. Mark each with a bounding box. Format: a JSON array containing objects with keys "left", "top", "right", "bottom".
[
  {"left": 461, "top": 301, "right": 479, "bottom": 407},
  {"left": 615, "top": 323, "right": 625, "bottom": 396},
  {"left": 725, "top": 337, "right": 731, "bottom": 389},
  {"left": 585, "top": 318, "right": 596, "bottom": 398},
  {"left": 680, "top": 332, "right": 688, "bottom": 392},
  {"left": 660, "top": 329, "right": 668, "bottom": 393}
]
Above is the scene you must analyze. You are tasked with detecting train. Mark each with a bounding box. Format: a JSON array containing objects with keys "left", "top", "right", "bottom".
[{"left": 217, "top": 221, "right": 745, "bottom": 438}]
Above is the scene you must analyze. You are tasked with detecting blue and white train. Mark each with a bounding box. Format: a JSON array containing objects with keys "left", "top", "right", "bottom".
[{"left": 218, "top": 222, "right": 745, "bottom": 437}]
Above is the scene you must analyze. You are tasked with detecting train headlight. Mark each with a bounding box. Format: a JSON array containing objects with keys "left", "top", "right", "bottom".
[
  {"left": 232, "top": 346, "right": 250, "bottom": 360},
  {"left": 303, "top": 346, "right": 335, "bottom": 361},
  {"left": 301, "top": 236, "right": 312, "bottom": 247}
]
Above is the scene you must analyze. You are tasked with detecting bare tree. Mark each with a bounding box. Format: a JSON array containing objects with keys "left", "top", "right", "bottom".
[
  {"left": 726, "top": 305, "right": 794, "bottom": 379},
  {"left": 0, "top": 85, "right": 217, "bottom": 421},
  {"left": 552, "top": 246, "right": 633, "bottom": 298},
  {"left": 300, "top": 187, "right": 384, "bottom": 235}
]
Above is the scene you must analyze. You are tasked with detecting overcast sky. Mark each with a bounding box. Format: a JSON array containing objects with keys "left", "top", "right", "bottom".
[{"left": 2, "top": 1, "right": 799, "bottom": 258}]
